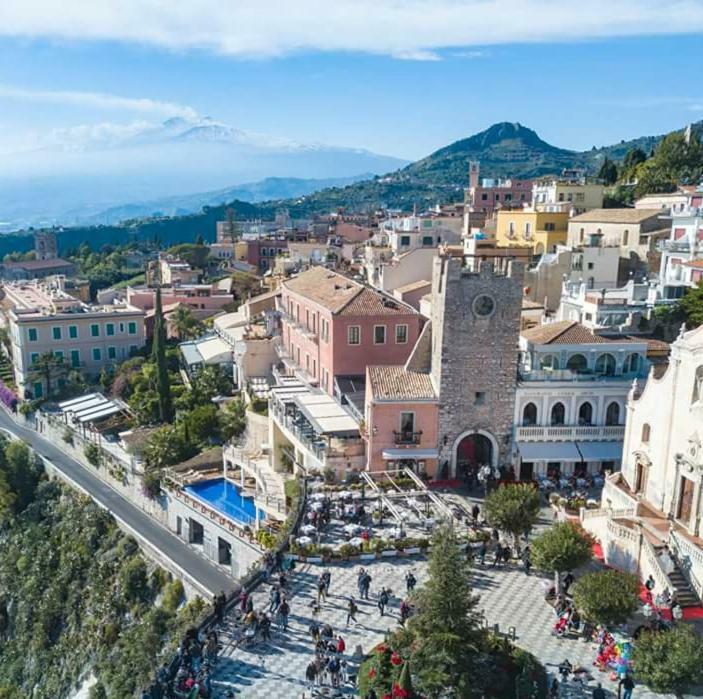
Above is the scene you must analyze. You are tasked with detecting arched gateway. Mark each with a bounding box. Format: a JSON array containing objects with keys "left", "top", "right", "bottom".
[{"left": 452, "top": 429, "right": 499, "bottom": 479}]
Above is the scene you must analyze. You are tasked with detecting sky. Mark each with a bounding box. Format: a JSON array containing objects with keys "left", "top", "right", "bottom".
[{"left": 0, "top": 1, "right": 703, "bottom": 161}]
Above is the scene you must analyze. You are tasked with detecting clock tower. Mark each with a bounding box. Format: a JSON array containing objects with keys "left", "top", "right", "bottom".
[{"left": 430, "top": 255, "right": 523, "bottom": 478}]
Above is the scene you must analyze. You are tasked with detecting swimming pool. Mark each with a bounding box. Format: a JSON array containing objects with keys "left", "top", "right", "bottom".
[{"left": 184, "top": 478, "right": 263, "bottom": 526}]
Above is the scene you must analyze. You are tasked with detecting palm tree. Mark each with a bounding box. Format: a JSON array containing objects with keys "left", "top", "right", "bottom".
[
  {"left": 170, "top": 305, "right": 203, "bottom": 341},
  {"left": 28, "top": 352, "right": 68, "bottom": 398}
]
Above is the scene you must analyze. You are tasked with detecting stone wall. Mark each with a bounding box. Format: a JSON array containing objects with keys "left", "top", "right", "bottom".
[{"left": 430, "top": 257, "right": 523, "bottom": 475}]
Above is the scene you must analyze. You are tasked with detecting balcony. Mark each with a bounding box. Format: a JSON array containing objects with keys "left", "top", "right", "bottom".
[
  {"left": 393, "top": 430, "right": 422, "bottom": 445},
  {"left": 659, "top": 240, "right": 692, "bottom": 253},
  {"left": 515, "top": 424, "right": 625, "bottom": 442},
  {"left": 518, "top": 369, "right": 641, "bottom": 383}
]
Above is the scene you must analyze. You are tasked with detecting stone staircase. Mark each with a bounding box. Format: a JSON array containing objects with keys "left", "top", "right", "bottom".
[{"left": 651, "top": 543, "right": 700, "bottom": 607}]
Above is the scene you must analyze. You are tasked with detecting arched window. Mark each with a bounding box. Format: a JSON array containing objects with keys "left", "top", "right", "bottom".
[
  {"left": 540, "top": 354, "right": 559, "bottom": 371},
  {"left": 566, "top": 354, "right": 588, "bottom": 373},
  {"left": 522, "top": 402, "right": 538, "bottom": 426},
  {"left": 595, "top": 353, "right": 617, "bottom": 376},
  {"left": 551, "top": 402, "right": 566, "bottom": 426},
  {"left": 623, "top": 353, "right": 641, "bottom": 374},
  {"left": 692, "top": 366, "right": 703, "bottom": 404},
  {"left": 605, "top": 401, "right": 620, "bottom": 426},
  {"left": 578, "top": 401, "right": 593, "bottom": 425},
  {"left": 642, "top": 423, "right": 651, "bottom": 444}
]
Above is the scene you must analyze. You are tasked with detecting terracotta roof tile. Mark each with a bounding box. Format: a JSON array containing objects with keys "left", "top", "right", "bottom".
[
  {"left": 339, "top": 288, "right": 416, "bottom": 316},
  {"left": 368, "top": 365, "right": 436, "bottom": 400},
  {"left": 521, "top": 320, "right": 606, "bottom": 345},
  {"left": 283, "top": 267, "right": 362, "bottom": 313},
  {"left": 683, "top": 259, "right": 703, "bottom": 269},
  {"left": 569, "top": 208, "right": 663, "bottom": 224}
]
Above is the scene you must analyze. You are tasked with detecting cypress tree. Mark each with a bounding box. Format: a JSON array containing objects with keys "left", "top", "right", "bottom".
[{"left": 152, "top": 287, "right": 174, "bottom": 423}]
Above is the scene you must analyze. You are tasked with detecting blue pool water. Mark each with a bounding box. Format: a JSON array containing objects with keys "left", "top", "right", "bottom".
[{"left": 185, "top": 478, "right": 263, "bottom": 525}]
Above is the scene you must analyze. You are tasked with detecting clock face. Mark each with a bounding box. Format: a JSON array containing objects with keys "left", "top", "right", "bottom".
[{"left": 473, "top": 294, "right": 495, "bottom": 317}]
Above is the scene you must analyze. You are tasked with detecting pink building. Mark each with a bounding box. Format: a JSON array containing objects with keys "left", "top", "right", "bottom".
[
  {"left": 278, "top": 267, "right": 424, "bottom": 394},
  {"left": 364, "top": 364, "right": 439, "bottom": 477},
  {"left": 465, "top": 161, "right": 532, "bottom": 216}
]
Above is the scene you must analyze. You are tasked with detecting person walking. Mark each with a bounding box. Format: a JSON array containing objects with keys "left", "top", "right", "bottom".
[
  {"left": 378, "top": 587, "right": 389, "bottom": 617},
  {"left": 522, "top": 545, "right": 532, "bottom": 576},
  {"left": 357, "top": 568, "right": 366, "bottom": 597},
  {"left": 317, "top": 575, "right": 327, "bottom": 605},
  {"left": 361, "top": 571, "right": 371, "bottom": 600},
  {"left": 619, "top": 673, "right": 635, "bottom": 699},
  {"left": 269, "top": 585, "right": 280, "bottom": 614},
  {"left": 592, "top": 682, "right": 606, "bottom": 699},
  {"left": 471, "top": 503, "right": 480, "bottom": 523},
  {"left": 346, "top": 597, "right": 358, "bottom": 626},
  {"left": 323, "top": 570, "right": 332, "bottom": 596},
  {"left": 276, "top": 599, "right": 289, "bottom": 632},
  {"left": 478, "top": 540, "right": 487, "bottom": 565},
  {"left": 405, "top": 571, "right": 416, "bottom": 593},
  {"left": 305, "top": 660, "right": 317, "bottom": 692},
  {"left": 492, "top": 543, "right": 503, "bottom": 567},
  {"left": 563, "top": 571, "right": 575, "bottom": 594},
  {"left": 260, "top": 613, "right": 271, "bottom": 642}
]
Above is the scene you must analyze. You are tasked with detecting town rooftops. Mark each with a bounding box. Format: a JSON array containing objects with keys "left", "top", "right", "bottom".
[
  {"left": 3, "top": 257, "right": 75, "bottom": 271},
  {"left": 283, "top": 267, "right": 417, "bottom": 316},
  {"left": 569, "top": 208, "right": 663, "bottom": 224},
  {"left": 521, "top": 320, "right": 607, "bottom": 345},
  {"left": 368, "top": 365, "right": 436, "bottom": 401},
  {"left": 683, "top": 259, "right": 703, "bottom": 269},
  {"left": 393, "top": 279, "right": 432, "bottom": 294}
]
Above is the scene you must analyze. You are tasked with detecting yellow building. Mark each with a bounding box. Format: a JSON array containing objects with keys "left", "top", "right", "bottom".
[
  {"left": 495, "top": 210, "right": 569, "bottom": 255},
  {"left": 532, "top": 178, "right": 604, "bottom": 214}
]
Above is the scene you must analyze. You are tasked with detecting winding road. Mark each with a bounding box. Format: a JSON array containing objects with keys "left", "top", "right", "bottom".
[{"left": 0, "top": 408, "right": 235, "bottom": 597}]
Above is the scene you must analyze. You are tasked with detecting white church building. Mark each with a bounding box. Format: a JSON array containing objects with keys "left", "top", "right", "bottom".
[{"left": 582, "top": 323, "right": 703, "bottom": 606}]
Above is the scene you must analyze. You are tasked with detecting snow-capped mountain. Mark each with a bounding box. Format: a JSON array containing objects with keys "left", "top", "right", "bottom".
[{"left": 0, "top": 117, "right": 407, "bottom": 230}]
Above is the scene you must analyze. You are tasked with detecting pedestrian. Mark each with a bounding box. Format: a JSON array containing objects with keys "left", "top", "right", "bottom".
[
  {"left": 492, "top": 543, "right": 502, "bottom": 567},
  {"left": 245, "top": 595, "right": 254, "bottom": 614},
  {"left": 239, "top": 589, "right": 248, "bottom": 613},
  {"left": 357, "top": 568, "right": 366, "bottom": 597},
  {"left": 592, "top": 682, "right": 606, "bottom": 699},
  {"left": 619, "top": 673, "right": 635, "bottom": 699},
  {"left": 522, "top": 546, "right": 532, "bottom": 576},
  {"left": 323, "top": 570, "right": 332, "bottom": 595},
  {"left": 399, "top": 599, "right": 411, "bottom": 625},
  {"left": 346, "top": 597, "right": 358, "bottom": 626},
  {"left": 317, "top": 575, "right": 327, "bottom": 604},
  {"left": 378, "top": 587, "right": 389, "bottom": 617},
  {"left": 471, "top": 503, "right": 480, "bottom": 523},
  {"left": 361, "top": 571, "right": 371, "bottom": 600},
  {"left": 269, "top": 585, "right": 280, "bottom": 613},
  {"left": 309, "top": 621, "right": 320, "bottom": 642},
  {"left": 305, "top": 660, "right": 317, "bottom": 691},
  {"left": 563, "top": 571, "right": 575, "bottom": 594},
  {"left": 276, "top": 599, "right": 290, "bottom": 631},
  {"left": 479, "top": 540, "right": 487, "bottom": 565},
  {"left": 336, "top": 634, "right": 346, "bottom": 654},
  {"left": 260, "top": 613, "right": 271, "bottom": 642},
  {"left": 548, "top": 677, "right": 559, "bottom": 699},
  {"left": 405, "top": 571, "right": 417, "bottom": 593},
  {"left": 645, "top": 574, "right": 655, "bottom": 592}
]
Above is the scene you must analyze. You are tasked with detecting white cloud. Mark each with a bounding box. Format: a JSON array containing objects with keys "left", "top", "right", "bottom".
[
  {"left": 0, "top": 1, "right": 703, "bottom": 59},
  {"left": 0, "top": 84, "right": 198, "bottom": 118},
  {"left": 392, "top": 49, "right": 442, "bottom": 62}
]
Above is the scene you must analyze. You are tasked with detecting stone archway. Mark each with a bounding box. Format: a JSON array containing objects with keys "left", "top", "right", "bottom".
[{"left": 452, "top": 429, "right": 499, "bottom": 479}]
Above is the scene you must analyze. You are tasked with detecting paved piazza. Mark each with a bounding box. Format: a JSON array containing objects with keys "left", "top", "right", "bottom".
[{"left": 208, "top": 496, "right": 678, "bottom": 698}]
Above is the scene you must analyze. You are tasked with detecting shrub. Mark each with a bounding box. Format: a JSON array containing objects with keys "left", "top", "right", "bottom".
[
  {"left": 119, "top": 557, "right": 149, "bottom": 604},
  {"left": 84, "top": 443, "right": 101, "bottom": 467},
  {"left": 572, "top": 569, "right": 640, "bottom": 626},
  {"left": 61, "top": 429, "right": 74, "bottom": 445},
  {"left": 161, "top": 579, "right": 184, "bottom": 614}
]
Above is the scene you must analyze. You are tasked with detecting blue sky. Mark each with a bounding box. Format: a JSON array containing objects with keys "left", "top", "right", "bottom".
[{"left": 0, "top": 1, "right": 702, "bottom": 160}]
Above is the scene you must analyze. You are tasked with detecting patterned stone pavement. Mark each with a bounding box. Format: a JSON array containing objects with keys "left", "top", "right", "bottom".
[{"left": 210, "top": 556, "right": 429, "bottom": 699}]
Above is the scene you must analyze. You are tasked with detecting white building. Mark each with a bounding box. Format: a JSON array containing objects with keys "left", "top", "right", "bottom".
[
  {"left": 514, "top": 321, "right": 652, "bottom": 481},
  {"left": 379, "top": 214, "right": 462, "bottom": 256},
  {"left": 658, "top": 198, "right": 703, "bottom": 301},
  {"left": 583, "top": 324, "right": 703, "bottom": 605}
]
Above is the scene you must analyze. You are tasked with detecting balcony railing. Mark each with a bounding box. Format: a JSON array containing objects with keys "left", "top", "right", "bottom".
[
  {"left": 515, "top": 424, "right": 625, "bottom": 442},
  {"left": 659, "top": 240, "right": 692, "bottom": 253},
  {"left": 518, "top": 369, "right": 643, "bottom": 383},
  {"left": 393, "top": 430, "right": 422, "bottom": 445}
]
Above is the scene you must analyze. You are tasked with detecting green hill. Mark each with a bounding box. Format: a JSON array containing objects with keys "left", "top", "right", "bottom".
[{"left": 3, "top": 120, "right": 701, "bottom": 257}]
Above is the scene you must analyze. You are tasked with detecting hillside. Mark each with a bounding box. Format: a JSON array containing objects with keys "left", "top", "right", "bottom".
[{"left": 4, "top": 119, "right": 700, "bottom": 256}]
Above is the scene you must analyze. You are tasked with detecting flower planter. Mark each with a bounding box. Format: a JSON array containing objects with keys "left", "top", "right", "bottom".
[
  {"left": 404, "top": 547, "right": 421, "bottom": 555},
  {"left": 360, "top": 553, "right": 376, "bottom": 562},
  {"left": 381, "top": 549, "right": 398, "bottom": 558},
  {"left": 306, "top": 556, "right": 323, "bottom": 564}
]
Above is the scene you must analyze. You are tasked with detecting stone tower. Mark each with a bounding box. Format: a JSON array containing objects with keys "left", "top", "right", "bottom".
[
  {"left": 34, "top": 231, "right": 57, "bottom": 260},
  {"left": 430, "top": 255, "right": 523, "bottom": 478},
  {"left": 468, "top": 161, "right": 480, "bottom": 189}
]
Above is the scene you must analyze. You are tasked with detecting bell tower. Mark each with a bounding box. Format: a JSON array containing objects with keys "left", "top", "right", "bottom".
[{"left": 430, "top": 256, "right": 523, "bottom": 478}]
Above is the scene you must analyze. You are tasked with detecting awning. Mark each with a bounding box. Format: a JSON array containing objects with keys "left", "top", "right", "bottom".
[
  {"left": 382, "top": 448, "right": 439, "bottom": 460},
  {"left": 576, "top": 441, "right": 623, "bottom": 461},
  {"left": 517, "top": 442, "right": 582, "bottom": 462}
]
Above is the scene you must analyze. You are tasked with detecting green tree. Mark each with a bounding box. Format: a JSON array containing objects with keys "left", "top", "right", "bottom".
[
  {"left": 119, "top": 556, "right": 149, "bottom": 604},
  {"left": 484, "top": 483, "right": 541, "bottom": 548},
  {"left": 598, "top": 157, "right": 618, "bottom": 185},
  {"left": 28, "top": 352, "right": 68, "bottom": 398},
  {"left": 167, "top": 243, "right": 209, "bottom": 270},
  {"left": 152, "top": 288, "right": 174, "bottom": 423},
  {"left": 142, "top": 426, "right": 192, "bottom": 471},
  {"left": 220, "top": 397, "right": 247, "bottom": 441},
  {"left": 633, "top": 625, "right": 703, "bottom": 698},
  {"left": 170, "top": 305, "right": 204, "bottom": 341},
  {"left": 408, "top": 524, "right": 481, "bottom": 698},
  {"left": 3, "top": 442, "right": 40, "bottom": 512},
  {"left": 531, "top": 522, "right": 592, "bottom": 590},
  {"left": 623, "top": 147, "right": 647, "bottom": 171},
  {"left": 187, "top": 404, "right": 220, "bottom": 445},
  {"left": 679, "top": 281, "right": 703, "bottom": 329},
  {"left": 571, "top": 569, "right": 639, "bottom": 626}
]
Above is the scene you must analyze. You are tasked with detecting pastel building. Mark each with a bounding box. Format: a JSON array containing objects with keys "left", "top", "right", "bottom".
[
  {"left": 495, "top": 209, "right": 570, "bottom": 256},
  {"left": 513, "top": 321, "right": 653, "bottom": 481},
  {"left": 3, "top": 279, "right": 145, "bottom": 399},
  {"left": 532, "top": 177, "right": 605, "bottom": 215},
  {"left": 464, "top": 161, "right": 533, "bottom": 215},
  {"left": 276, "top": 267, "right": 424, "bottom": 394}
]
